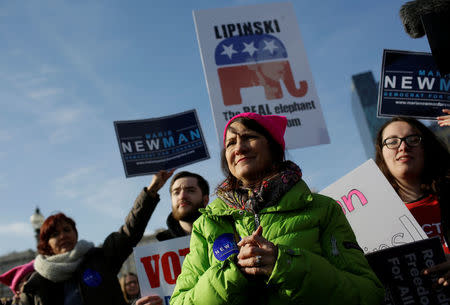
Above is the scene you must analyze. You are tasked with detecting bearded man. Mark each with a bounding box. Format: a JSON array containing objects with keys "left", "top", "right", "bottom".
[{"left": 154, "top": 171, "right": 209, "bottom": 241}]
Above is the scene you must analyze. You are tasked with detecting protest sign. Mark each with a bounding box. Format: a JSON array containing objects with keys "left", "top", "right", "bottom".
[
  {"left": 377, "top": 49, "right": 450, "bottom": 120},
  {"left": 134, "top": 236, "right": 190, "bottom": 305},
  {"left": 320, "top": 159, "right": 427, "bottom": 254},
  {"left": 193, "top": 2, "right": 330, "bottom": 150},
  {"left": 114, "top": 110, "right": 209, "bottom": 177},
  {"left": 365, "top": 237, "right": 449, "bottom": 305}
]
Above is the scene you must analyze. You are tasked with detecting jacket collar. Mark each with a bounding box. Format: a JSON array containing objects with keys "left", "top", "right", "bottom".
[
  {"left": 166, "top": 212, "right": 187, "bottom": 236},
  {"left": 202, "top": 180, "right": 313, "bottom": 217}
]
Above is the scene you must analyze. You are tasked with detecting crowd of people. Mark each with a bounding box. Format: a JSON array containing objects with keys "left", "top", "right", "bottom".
[{"left": 0, "top": 109, "right": 449, "bottom": 305}]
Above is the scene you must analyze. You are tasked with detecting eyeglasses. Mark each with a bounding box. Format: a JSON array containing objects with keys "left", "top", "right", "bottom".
[{"left": 382, "top": 135, "right": 422, "bottom": 149}]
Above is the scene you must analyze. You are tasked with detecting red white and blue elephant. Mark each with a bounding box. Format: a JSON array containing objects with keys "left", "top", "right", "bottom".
[{"left": 215, "top": 34, "right": 308, "bottom": 106}]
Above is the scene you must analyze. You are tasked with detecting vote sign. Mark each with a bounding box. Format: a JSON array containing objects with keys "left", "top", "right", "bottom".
[{"left": 134, "top": 236, "right": 190, "bottom": 305}]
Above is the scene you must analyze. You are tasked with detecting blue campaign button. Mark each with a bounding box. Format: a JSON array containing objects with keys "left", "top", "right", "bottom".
[
  {"left": 213, "top": 233, "right": 239, "bottom": 261},
  {"left": 82, "top": 269, "right": 102, "bottom": 287}
]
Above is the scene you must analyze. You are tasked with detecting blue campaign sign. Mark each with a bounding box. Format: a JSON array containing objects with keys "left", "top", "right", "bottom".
[
  {"left": 377, "top": 49, "right": 450, "bottom": 120},
  {"left": 114, "top": 110, "right": 210, "bottom": 177}
]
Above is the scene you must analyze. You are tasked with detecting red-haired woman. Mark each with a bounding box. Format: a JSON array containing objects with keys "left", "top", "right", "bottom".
[{"left": 19, "top": 171, "right": 173, "bottom": 305}]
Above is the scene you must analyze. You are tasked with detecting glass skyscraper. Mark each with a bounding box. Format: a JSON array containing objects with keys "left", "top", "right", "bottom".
[{"left": 351, "top": 71, "right": 388, "bottom": 159}]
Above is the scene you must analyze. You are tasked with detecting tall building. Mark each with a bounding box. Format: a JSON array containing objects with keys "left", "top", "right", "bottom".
[
  {"left": 428, "top": 123, "right": 450, "bottom": 151},
  {"left": 351, "top": 71, "right": 388, "bottom": 159}
]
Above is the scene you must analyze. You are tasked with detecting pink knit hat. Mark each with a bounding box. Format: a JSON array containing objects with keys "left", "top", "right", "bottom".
[
  {"left": 0, "top": 260, "right": 34, "bottom": 294},
  {"left": 223, "top": 113, "right": 287, "bottom": 150}
]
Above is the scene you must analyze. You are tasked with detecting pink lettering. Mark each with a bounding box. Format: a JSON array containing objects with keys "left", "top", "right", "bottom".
[{"left": 340, "top": 189, "right": 368, "bottom": 213}]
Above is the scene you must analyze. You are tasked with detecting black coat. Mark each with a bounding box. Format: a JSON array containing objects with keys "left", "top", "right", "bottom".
[
  {"left": 20, "top": 189, "right": 160, "bottom": 305},
  {"left": 438, "top": 180, "right": 450, "bottom": 246},
  {"left": 155, "top": 213, "right": 188, "bottom": 241}
]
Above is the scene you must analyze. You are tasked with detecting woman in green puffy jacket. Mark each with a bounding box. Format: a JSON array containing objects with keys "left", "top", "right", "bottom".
[{"left": 170, "top": 112, "right": 384, "bottom": 305}]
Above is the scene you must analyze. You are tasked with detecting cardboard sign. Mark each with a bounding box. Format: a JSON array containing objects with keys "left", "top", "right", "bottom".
[
  {"left": 377, "top": 49, "right": 450, "bottom": 120},
  {"left": 114, "top": 110, "right": 209, "bottom": 177},
  {"left": 193, "top": 2, "right": 330, "bottom": 149},
  {"left": 365, "top": 237, "right": 450, "bottom": 305},
  {"left": 320, "top": 159, "right": 427, "bottom": 254},
  {"left": 134, "top": 236, "right": 190, "bottom": 305}
]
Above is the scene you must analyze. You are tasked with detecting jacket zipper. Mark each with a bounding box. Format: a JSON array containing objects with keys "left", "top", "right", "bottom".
[
  {"left": 331, "top": 235, "right": 339, "bottom": 256},
  {"left": 254, "top": 213, "right": 260, "bottom": 229}
]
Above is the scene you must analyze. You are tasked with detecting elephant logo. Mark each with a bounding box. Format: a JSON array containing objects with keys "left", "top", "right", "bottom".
[{"left": 215, "top": 34, "right": 308, "bottom": 106}]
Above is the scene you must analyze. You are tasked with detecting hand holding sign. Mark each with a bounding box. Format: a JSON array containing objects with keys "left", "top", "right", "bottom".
[
  {"left": 237, "top": 226, "right": 278, "bottom": 276},
  {"left": 135, "top": 295, "right": 164, "bottom": 305},
  {"left": 423, "top": 254, "right": 450, "bottom": 287},
  {"left": 437, "top": 109, "right": 450, "bottom": 127},
  {"left": 147, "top": 169, "right": 175, "bottom": 193},
  {"left": 134, "top": 236, "right": 190, "bottom": 304},
  {"left": 114, "top": 110, "right": 209, "bottom": 177}
]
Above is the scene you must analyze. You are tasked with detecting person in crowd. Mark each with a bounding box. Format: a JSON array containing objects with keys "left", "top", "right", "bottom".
[
  {"left": 437, "top": 109, "right": 450, "bottom": 127},
  {"left": 0, "top": 260, "right": 34, "bottom": 304},
  {"left": 0, "top": 297, "right": 14, "bottom": 305},
  {"left": 170, "top": 112, "right": 384, "bottom": 305},
  {"left": 155, "top": 171, "right": 210, "bottom": 241},
  {"left": 19, "top": 170, "right": 173, "bottom": 305},
  {"left": 133, "top": 171, "right": 210, "bottom": 305},
  {"left": 0, "top": 297, "right": 12, "bottom": 305},
  {"left": 119, "top": 272, "right": 140, "bottom": 304},
  {"left": 375, "top": 116, "right": 450, "bottom": 284}
]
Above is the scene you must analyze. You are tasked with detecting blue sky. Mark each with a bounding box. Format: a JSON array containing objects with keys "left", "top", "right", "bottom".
[{"left": 0, "top": 0, "right": 430, "bottom": 256}]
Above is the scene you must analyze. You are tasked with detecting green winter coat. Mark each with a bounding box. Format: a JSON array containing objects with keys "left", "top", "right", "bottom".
[{"left": 170, "top": 180, "right": 384, "bottom": 305}]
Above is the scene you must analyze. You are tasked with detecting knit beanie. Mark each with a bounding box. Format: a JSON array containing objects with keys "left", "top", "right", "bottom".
[
  {"left": 223, "top": 112, "right": 287, "bottom": 150},
  {"left": 0, "top": 260, "right": 34, "bottom": 294}
]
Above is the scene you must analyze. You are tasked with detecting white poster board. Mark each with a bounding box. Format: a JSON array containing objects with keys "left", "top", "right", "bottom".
[
  {"left": 134, "top": 236, "right": 190, "bottom": 305},
  {"left": 320, "top": 159, "right": 427, "bottom": 254},
  {"left": 193, "top": 2, "right": 330, "bottom": 149}
]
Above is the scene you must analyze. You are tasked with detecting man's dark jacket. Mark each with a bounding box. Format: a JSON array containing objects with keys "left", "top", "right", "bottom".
[
  {"left": 155, "top": 213, "right": 188, "bottom": 241},
  {"left": 20, "top": 189, "right": 160, "bottom": 305}
]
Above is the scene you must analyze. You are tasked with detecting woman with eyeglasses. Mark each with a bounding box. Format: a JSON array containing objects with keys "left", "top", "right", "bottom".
[
  {"left": 375, "top": 117, "right": 450, "bottom": 284},
  {"left": 119, "top": 273, "right": 141, "bottom": 304}
]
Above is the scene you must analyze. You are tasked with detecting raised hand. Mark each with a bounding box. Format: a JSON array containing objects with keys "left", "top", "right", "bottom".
[
  {"left": 437, "top": 109, "right": 450, "bottom": 127},
  {"left": 147, "top": 169, "right": 175, "bottom": 193}
]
